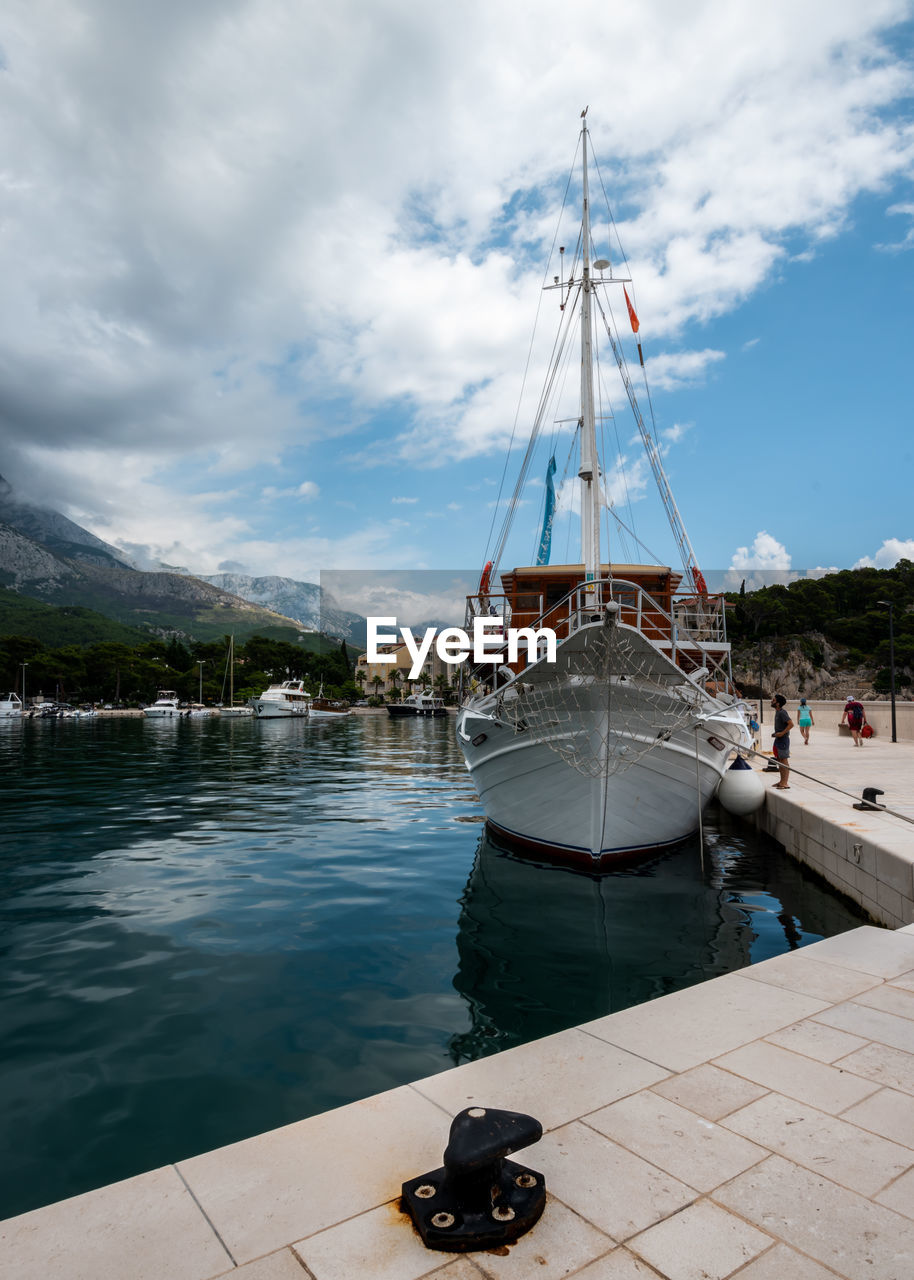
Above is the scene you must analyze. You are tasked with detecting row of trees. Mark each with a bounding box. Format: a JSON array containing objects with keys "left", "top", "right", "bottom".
[{"left": 0, "top": 633, "right": 357, "bottom": 706}]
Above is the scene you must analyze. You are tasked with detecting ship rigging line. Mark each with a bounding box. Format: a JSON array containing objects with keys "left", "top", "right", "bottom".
[
  {"left": 591, "top": 154, "right": 706, "bottom": 592},
  {"left": 740, "top": 745, "right": 914, "bottom": 829},
  {"left": 482, "top": 151, "right": 580, "bottom": 576},
  {"left": 489, "top": 286, "right": 580, "bottom": 574}
]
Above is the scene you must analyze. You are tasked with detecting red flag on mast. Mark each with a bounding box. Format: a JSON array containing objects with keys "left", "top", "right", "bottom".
[{"left": 624, "top": 286, "right": 640, "bottom": 334}]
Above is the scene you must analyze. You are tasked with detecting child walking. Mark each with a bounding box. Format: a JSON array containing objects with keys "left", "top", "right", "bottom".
[{"left": 797, "top": 698, "right": 814, "bottom": 745}]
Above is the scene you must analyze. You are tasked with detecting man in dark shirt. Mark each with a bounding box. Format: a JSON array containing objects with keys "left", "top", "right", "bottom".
[{"left": 770, "top": 694, "right": 793, "bottom": 789}]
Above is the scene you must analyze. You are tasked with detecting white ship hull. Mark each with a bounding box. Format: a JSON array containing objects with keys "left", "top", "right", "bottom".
[
  {"left": 457, "top": 618, "right": 751, "bottom": 868},
  {"left": 459, "top": 705, "right": 744, "bottom": 866},
  {"left": 253, "top": 703, "right": 308, "bottom": 718}
]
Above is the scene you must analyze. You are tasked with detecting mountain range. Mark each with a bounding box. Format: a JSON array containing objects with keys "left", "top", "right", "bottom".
[{"left": 0, "top": 477, "right": 366, "bottom": 647}]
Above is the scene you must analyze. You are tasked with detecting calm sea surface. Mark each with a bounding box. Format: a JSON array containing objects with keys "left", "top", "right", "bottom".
[{"left": 1, "top": 713, "right": 866, "bottom": 1218}]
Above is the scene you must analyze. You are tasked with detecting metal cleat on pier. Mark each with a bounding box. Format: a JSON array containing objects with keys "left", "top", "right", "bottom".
[{"left": 402, "top": 1105, "right": 546, "bottom": 1251}]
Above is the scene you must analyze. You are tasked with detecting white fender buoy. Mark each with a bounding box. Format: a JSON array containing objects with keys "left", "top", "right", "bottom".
[{"left": 716, "top": 755, "right": 765, "bottom": 816}]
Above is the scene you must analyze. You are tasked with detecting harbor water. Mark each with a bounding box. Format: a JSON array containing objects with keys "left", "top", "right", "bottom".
[{"left": 0, "top": 713, "right": 867, "bottom": 1219}]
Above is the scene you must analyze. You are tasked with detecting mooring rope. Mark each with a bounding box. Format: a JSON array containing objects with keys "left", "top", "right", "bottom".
[{"left": 741, "top": 743, "right": 914, "bottom": 828}]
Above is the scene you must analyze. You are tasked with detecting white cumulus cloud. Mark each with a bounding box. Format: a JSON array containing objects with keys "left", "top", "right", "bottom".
[{"left": 854, "top": 538, "right": 914, "bottom": 568}]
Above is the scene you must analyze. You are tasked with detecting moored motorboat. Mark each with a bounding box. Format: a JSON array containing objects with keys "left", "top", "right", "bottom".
[
  {"left": 143, "top": 690, "right": 181, "bottom": 719},
  {"left": 252, "top": 679, "right": 311, "bottom": 718},
  {"left": 0, "top": 692, "right": 23, "bottom": 718},
  {"left": 309, "top": 681, "right": 351, "bottom": 720},
  {"left": 387, "top": 691, "right": 447, "bottom": 718},
  {"left": 455, "top": 113, "right": 751, "bottom": 870}
]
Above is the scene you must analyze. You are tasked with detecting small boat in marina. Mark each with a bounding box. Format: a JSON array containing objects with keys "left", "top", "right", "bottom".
[
  {"left": 309, "top": 682, "right": 351, "bottom": 720},
  {"left": 0, "top": 692, "right": 22, "bottom": 718},
  {"left": 143, "top": 690, "right": 181, "bottom": 719},
  {"left": 387, "top": 691, "right": 447, "bottom": 718},
  {"left": 218, "top": 635, "right": 253, "bottom": 717},
  {"left": 455, "top": 112, "right": 751, "bottom": 870},
  {"left": 252, "top": 679, "right": 311, "bottom": 719},
  {"left": 218, "top": 703, "right": 253, "bottom": 717}
]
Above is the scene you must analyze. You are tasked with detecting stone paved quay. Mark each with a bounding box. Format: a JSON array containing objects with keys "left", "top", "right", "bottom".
[
  {"left": 752, "top": 717, "right": 914, "bottom": 928},
  {"left": 4, "top": 724, "right": 914, "bottom": 1280}
]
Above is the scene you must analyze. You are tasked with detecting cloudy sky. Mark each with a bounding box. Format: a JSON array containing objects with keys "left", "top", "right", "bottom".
[{"left": 1, "top": 0, "right": 913, "bottom": 585}]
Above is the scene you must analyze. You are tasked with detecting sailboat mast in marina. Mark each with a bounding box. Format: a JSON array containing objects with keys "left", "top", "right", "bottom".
[
  {"left": 218, "top": 635, "right": 253, "bottom": 717},
  {"left": 456, "top": 112, "right": 752, "bottom": 869}
]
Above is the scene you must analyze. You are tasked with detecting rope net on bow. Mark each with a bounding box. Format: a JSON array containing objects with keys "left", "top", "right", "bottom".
[{"left": 491, "top": 620, "right": 708, "bottom": 779}]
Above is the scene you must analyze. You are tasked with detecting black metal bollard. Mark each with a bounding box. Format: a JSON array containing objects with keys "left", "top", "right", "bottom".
[{"left": 402, "top": 1105, "right": 546, "bottom": 1251}]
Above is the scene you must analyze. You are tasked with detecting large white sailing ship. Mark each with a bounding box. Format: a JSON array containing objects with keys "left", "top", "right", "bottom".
[{"left": 456, "top": 113, "right": 751, "bottom": 869}]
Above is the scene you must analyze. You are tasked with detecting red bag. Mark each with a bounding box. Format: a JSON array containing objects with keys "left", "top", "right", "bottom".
[{"left": 861, "top": 723, "right": 873, "bottom": 739}]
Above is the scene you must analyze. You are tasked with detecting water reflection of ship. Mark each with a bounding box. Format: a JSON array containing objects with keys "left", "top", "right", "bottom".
[{"left": 448, "top": 820, "right": 863, "bottom": 1065}]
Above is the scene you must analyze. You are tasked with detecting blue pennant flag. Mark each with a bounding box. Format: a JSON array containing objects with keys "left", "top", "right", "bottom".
[{"left": 536, "top": 455, "right": 557, "bottom": 566}]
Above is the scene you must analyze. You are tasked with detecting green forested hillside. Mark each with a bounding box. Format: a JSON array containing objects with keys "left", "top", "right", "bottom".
[
  {"left": 0, "top": 589, "right": 149, "bottom": 646},
  {"left": 727, "top": 561, "right": 914, "bottom": 690}
]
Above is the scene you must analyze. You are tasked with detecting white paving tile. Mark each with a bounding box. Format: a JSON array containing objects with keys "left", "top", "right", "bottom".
[
  {"left": 466, "top": 1196, "right": 612, "bottom": 1280},
  {"left": 0, "top": 1165, "right": 231, "bottom": 1280},
  {"left": 648, "top": 1064, "right": 768, "bottom": 1123},
  {"left": 628, "top": 1199, "right": 772, "bottom": 1280},
  {"left": 799, "top": 926, "right": 914, "bottom": 979},
  {"left": 743, "top": 951, "right": 881, "bottom": 1003},
  {"left": 292, "top": 1200, "right": 482, "bottom": 1280},
  {"left": 534, "top": 1121, "right": 696, "bottom": 1244},
  {"left": 582, "top": 973, "right": 828, "bottom": 1072},
  {"left": 571, "top": 1250, "right": 665, "bottom": 1279},
  {"left": 713, "top": 1153, "right": 914, "bottom": 1278},
  {"left": 410, "top": 1028, "right": 670, "bottom": 1133},
  {"left": 216, "top": 1250, "right": 316, "bottom": 1279},
  {"left": 178, "top": 1084, "right": 448, "bottom": 1265},
  {"left": 853, "top": 982, "right": 914, "bottom": 1021},
  {"left": 875, "top": 1165, "right": 914, "bottom": 1219},
  {"left": 833, "top": 1041, "right": 914, "bottom": 1094},
  {"left": 763, "top": 1017, "right": 869, "bottom": 1063},
  {"left": 712, "top": 1039, "right": 879, "bottom": 1114},
  {"left": 721, "top": 1091, "right": 914, "bottom": 1196},
  {"left": 842, "top": 1087, "right": 914, "bottom": 1150},
  {"left": 585, "top": 1091, "right": 767, "bottom": 1192},
  {"left": 814, "top": 999, "right": 914, "bottom": 1053},
  {"left": 727, "top": 1242, "right": 842, "bottom": 1278}
]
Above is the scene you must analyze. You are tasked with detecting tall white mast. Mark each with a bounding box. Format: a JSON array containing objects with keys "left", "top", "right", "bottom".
[{"left": 578, "top": 112, "right": 600, "bottom": 589}]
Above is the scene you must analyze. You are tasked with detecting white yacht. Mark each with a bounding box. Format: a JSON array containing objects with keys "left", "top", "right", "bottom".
[
  {"left": 252, "top": 679, "right": 311, "bottom": 719},
  {"left": 387, "top": 691, "right": 447, "bottom": 718},
  {"left": 143, "top": 690, "right": 181, "bottom": 719},
  {"left": 0, "top": 692, "right": 23, "bottom": 718}
]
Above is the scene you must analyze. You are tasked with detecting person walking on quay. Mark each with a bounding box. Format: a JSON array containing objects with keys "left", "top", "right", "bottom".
[
  {"left": 842, "top": 695, "right": 866, "bottom": 747},
  {"left": 797, "top": 698, "right": 814, "bottom": 745},
  {"left": 770, "top": 694, "right": 793, "bottom": 789}
]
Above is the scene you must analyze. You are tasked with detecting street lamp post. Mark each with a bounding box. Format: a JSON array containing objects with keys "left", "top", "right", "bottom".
[
  {"left": 20, "top": 661, "right": 28, "bottom": 709},
  {"left": 197, "top": 660, "right": 204, "bottom": 704},
  {"left": 757, "top": 639, "right": 763, "bottom": 724},
  {"left": 877, "top": 601, "right": 897, "bottom": 743}
]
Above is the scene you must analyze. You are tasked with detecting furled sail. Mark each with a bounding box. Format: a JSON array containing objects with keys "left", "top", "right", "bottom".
[{"left": 535, "top": 454, "right": 557, "bottom": 566}]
